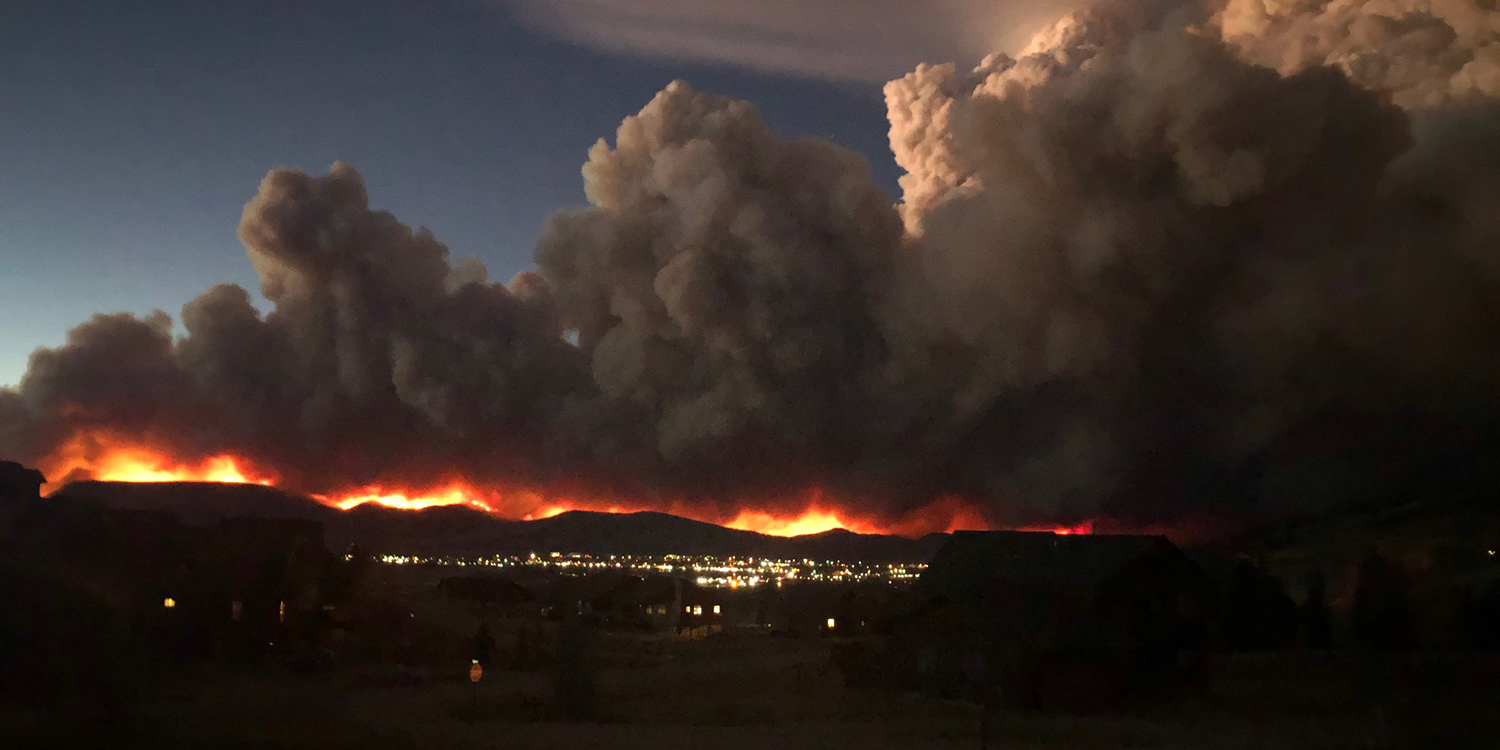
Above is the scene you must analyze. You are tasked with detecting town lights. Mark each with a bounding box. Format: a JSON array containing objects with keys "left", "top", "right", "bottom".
[
  {"left": 163, "top": 597, "right": 176, "bottom": 608},
  {"left": 826, "top": 618, "right": 836, "bottom": 629},
  {"left": 367, "top": 550, "right": 927, "bottom": 587}
]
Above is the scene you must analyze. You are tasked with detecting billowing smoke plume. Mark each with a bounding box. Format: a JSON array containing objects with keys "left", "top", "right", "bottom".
[
  {"left": 874, "top": 0, "right": 1500, "bottom": 520},
  {"left": 534, "top": 82, "right": 904, "bottom": 497},
  {"left": 3, "top": 165, "right": 588, "bottom": 495},
  {"left": 6, "top": 0, "right": 1500, "bottom": 529},
  {"left": 1216, "top": 0, "right": 1500, "bottom": 109}
]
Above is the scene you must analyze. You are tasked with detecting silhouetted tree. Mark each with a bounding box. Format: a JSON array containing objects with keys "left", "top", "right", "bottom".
[
  {"left": 1301, "top": 568, "right": 1333, "bottom": 649},
  {"left": 554, "top": 613, "right": 595, "bottom": 718},
  {"left": 326, "top": 545, "right": 373, "bottom": 606},
  {"left": 1351, "top": 552, "right": 1410, "bottom": 747},
  {"left": 1460, "top": 580, "right": 1500, "bottom": 650},
  {"left": 1352, "top": 552, "right": 1411, "bottom": 653},
  {"left": 512, "top": 626, "right": 531, "bottom": 670},
  {"left": 472, "top": 623, "right": 495, "bottom": 667}
]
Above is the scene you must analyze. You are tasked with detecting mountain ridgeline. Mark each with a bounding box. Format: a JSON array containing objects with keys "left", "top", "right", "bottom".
[{"left": 46, "top": 481, "right": 949, "bottom": 562}]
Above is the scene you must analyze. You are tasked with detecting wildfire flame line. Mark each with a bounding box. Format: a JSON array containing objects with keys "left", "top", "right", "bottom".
[{"left": 33, "top": 433, "right": 1095, "bottom": 538}]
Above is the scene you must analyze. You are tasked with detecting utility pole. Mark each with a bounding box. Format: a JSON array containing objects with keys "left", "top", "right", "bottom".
[
  {"left": 977, "top": 664, "right": 997, "bottom": 750},
  {"left": 979, "top": 687, "right": 992, "bottom": 750}
]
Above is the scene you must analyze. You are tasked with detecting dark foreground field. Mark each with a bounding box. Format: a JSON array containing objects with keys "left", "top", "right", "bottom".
[{"left": 4, "top": 632, "right": 1499, "bottom": 750}]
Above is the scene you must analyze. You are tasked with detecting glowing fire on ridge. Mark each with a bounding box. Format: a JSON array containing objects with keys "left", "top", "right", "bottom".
[
  {"left": 32, "top": 432, "right": 1101, "bottom": 538},
  {"left": 1023, "top": 520, "right": 1094, "bottom": 536},
  {"left": 725, "top": 508, "right": 873, "bottom": 537},
  {"left": 38, "top": 433, "right": 279, "bottom": 488}
]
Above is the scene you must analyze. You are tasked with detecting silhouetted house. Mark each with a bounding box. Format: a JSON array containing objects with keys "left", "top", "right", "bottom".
[
  {"left": 1182, "top": 549, "right": 1306, "bottom": 650},
  {"left": 0, "top": 461, "right": 46, "bottom": 540},
  {"left": 1220, "top": 558, "right": 1300, "bottom": 651},
  {"left": 10, "top": 483, "right": 333, "bottom": 657},
  {"left": 195, "top": 517, "right": 329, "bottom": 654},
  {"left": 9, "top": 492, "right": 189, "bottom": 613},
  {"left": 775, "top": 581, "right": 903, "bottom": 636},
  {"left": 676, "top": 580, "right": 724, "bottom": 635},
  {"left": 885, "top": 531, "right": 1211, "bottom": 711},
  {"left": 587, "top": 575, "right": 723, "bottom": 633},
  {"left": 589, "top": 575, "right": 673, "bottom": 628},
  {"left": 0, "top": 460, "right": 45, "bottom": 499},
  {"left": 438, "top": 574, "right": 538, "bottom": 618}
]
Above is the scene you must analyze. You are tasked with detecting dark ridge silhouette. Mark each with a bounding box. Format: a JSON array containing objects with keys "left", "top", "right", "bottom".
[{"left": 46, "top": 481, "right": 947, "bottom": 561}]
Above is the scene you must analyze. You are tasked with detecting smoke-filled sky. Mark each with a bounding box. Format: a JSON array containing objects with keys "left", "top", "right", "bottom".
[
  {"left": 4, "top": 0, "right": 994, "bottom": 388},
  {"left": 6, "top": 0, "right": 1500, "bottom": 530}
]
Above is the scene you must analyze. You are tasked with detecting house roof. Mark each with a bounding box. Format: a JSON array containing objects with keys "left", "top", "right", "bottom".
[
  {"left": 0, "top": 461, "right": 46, "bottom": 489},
  {"left": 591, "top": 575, "right": 673, "bottom": 609},
  {"left": 438, "top": 575, "right": 537, "bottom": 604},
  {"left": 590, "top": 575, "right": 720, "bottom": 609},
  {"left": 913, "top": 530, "right": 1175, "bottom": 604}
]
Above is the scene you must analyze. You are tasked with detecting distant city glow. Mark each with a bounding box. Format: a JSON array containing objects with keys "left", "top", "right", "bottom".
[{"left": 370, "top": 551, "right": 928, "bottom": 587}]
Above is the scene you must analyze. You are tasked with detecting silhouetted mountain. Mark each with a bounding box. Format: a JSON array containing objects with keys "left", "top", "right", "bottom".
[
  {"left": 46, "top": 481, "right": 946, "bottom": 562},
  {"left": 53, "top": 481, "right": 332, "bottom": 523}
]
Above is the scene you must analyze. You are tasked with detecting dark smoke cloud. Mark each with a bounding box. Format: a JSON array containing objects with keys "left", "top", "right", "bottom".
[
  {"left": 6, "top": 0, "right": 1500, "bottom": 529},
  {"left": 534, "top": 81, "right": 904, "bottom": 496},
  {"left": 4, "top": 165, "right": 588, "bottom": 496}
]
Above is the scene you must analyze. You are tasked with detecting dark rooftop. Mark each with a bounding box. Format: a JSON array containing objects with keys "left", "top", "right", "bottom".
[{"left": 913, "top": 530, "right": 1175, "bottom": 603}]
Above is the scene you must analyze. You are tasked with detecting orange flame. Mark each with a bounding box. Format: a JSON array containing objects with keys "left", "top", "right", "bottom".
[
  {"left": 325, "top": 485, "right": 495, "bottom": 512},
  {"left": 725, "top": 507, "right": 876, "bottom": 536},
  {"left": 38, "top": 432, "right": 278, "bottom": 488},
  {"left": 33, "top": 432, "right": 1057, "bottom": 538},
  {"left": 1019, "top": 519, "right": 1094, "bottom": 536}
]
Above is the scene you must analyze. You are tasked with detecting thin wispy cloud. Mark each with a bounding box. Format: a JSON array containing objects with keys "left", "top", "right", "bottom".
[{"left": 502, "top": 0, "right": 1081, "bottom": 81}]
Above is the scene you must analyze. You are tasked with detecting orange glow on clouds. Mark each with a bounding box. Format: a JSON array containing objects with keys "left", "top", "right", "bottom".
[{"left": 35, "top": 432, "right": 1073, "bottom": 538}]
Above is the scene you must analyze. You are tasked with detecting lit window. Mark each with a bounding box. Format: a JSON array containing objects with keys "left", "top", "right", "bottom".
[
  {"left": 693, "top": 605, "right": 703, "bottom": 616},
  {"left": 826, "top": 618, "right": 836, "bottom": 629},
  {"left": 163, "top": 597, "right": 176, "bottom": 609},
  {"left": 685, "top": 605, "right": 691, "bottom": 614},
  {"left": 713, "top": 605, "right": 721, "bottom": 615},
  {"left": 278, "top": 601, "right": 286, "bottom": 623}
]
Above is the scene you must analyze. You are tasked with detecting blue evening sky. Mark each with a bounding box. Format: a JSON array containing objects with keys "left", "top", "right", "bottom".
[{"left": 0, "top": 0, "right": 902, "bottom": 386}]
